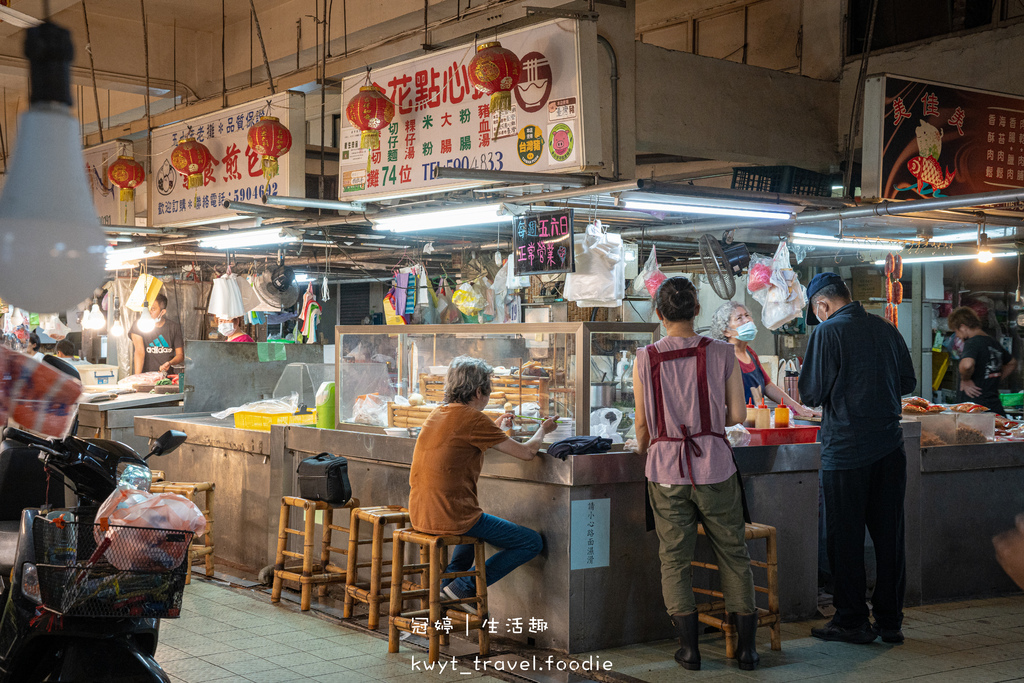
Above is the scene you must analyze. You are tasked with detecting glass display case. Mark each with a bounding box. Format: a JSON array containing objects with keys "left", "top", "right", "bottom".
[{"left": 334, "top": 323, "right": 659, "bottom": 440}]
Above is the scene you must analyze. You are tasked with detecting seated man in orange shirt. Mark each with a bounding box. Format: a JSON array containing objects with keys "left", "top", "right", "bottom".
[{"left": 408, "top": 356, "right": 557, "bottom": 612}]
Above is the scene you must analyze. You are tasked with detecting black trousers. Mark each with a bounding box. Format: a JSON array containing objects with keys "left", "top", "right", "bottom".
[{"left": 822, "top": 446, "right": 907, "bottom": 630}]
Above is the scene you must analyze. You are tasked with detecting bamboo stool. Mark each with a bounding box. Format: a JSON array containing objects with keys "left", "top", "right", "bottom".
[
  {"left": 388, "top": 529, "right": 489, "bottom": 664},
  {"left": 343, "top": 505, "right": 414, "bottom": 630},
  {"left": 693, "top": 522, "right": 781, "bottom": 657},
  {"left": 150, "top": 481, "right": 214, "bottom": 585},
  {"left": 150, "top": 470, "right": 165, "bottom": 482},
  {"left": 271, "top": 496, "right": 359, "bottom": 611}
]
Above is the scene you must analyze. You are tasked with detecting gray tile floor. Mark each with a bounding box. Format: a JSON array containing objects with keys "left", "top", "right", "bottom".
[{"left": 157, "top": 577, "right": 1024, "bottom": 682}]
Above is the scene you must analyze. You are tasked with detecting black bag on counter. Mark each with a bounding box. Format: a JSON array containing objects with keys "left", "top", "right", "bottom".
[
  {"left": 296, "top": 452, "right": 352, "bottom": 505},
  {"left": 546, "top": 436, "right": 613, "bottom": 461}
]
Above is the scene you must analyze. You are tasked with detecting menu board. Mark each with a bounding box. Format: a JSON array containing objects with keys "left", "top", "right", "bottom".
[{"left": 512, "top": 209, "right": 574, "bottom": 276}]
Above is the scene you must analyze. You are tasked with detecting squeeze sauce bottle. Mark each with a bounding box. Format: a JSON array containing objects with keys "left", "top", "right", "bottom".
[
  {"left": 755, "top": 399, "right": 771, "bottom": 429},
  {"left": 774, "top": 404, "right": 790, "bottom": 429},
  {"left": 744, "top": 399, "right": 757, "bottom": 428}
]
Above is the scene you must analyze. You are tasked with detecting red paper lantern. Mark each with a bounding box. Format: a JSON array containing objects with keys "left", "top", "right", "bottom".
[
  {"left": 106, "top": 156, "right": 145, "bottom": 202},
  {"left": 170, "top": 137, "right": 213, "bottom": 189},
  {"left": 345, "top": 84, "right": 396, "bottom": 150},
  {"left": 247, "top": 116, "right": 293, "bottom": 182},
  {"left": 468, "top": 41, "right": 522, "bottom": 113}
]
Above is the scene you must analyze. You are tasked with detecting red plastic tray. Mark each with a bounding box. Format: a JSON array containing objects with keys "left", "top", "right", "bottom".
[{"left": 746, "top": 426, "right": 820, "bottom": 446}]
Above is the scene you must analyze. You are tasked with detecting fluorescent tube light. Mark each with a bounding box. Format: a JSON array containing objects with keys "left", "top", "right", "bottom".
[
  {"left": 198, "top": 228, "right": 300, "bottom": 250},
  {"left": 872, "top": 252, "right": 1016, "bottom": 265},
  {"left": 0, "top": 6, "right": 42, "bottom": 28},
  {"left": 791, "top": 233, "right": 905, "bottom": 251},
  {"left": 623, "top": 200, "right": 794, "bottom": 221},
  {"left": 105, "top": 246, "right": 162, "bottom": 270},
  {"left": 372, "top": 204, "right": 513, "bottom": 233}
]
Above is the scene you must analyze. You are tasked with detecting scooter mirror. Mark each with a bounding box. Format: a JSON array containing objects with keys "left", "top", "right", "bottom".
[{"left": 147, "top": 430, "right": 187, "bottom": 459}]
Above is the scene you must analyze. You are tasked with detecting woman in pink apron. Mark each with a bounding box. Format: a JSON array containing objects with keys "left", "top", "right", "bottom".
[{"left": 633, "top": 277, "right": 759, "bottom": 671}]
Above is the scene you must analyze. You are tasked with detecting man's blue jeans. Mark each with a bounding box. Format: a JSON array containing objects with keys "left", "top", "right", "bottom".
[{"left": 442, "top": 513, "right": 543, "bottom": 598}]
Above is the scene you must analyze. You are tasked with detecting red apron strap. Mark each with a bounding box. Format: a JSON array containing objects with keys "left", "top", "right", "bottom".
[
  {"left": 694, "top": 337, "right": 713, "bottom": 435},
  {"left": 646, "top": 343, "right": 698, "bottom": 440}
]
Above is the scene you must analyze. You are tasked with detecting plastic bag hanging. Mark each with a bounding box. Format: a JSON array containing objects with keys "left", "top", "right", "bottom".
[
  {"left": 208, "top": 273, "right": 245, "bottom": 319},
  {"left": 760, "top": 240, "right": 807, "bottom": 331},
  {"left": 564, "top": 221, "right": 625, "bottom": 307}
]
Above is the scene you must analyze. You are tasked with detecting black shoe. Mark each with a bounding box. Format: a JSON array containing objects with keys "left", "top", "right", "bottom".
[
  {"left": 734, "top": 612, "right": 760, "bottom": 671},
  {"left": 670, "top": 612, "right": 700, "bottom": 670},
  {"left": 811, "top": 620, "right": 877, "bottom": 644},
  {"left": 871, "top": 622, "right": 904, "bottom": 644}
]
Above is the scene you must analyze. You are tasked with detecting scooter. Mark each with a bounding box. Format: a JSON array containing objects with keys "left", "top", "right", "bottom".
[{"left": 0, "top": 426, "right": 188, "bottom": 682}]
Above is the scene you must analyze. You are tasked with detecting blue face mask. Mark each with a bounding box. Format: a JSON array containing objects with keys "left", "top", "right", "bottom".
[{"left": 735, "top": 321, "right": 758, "bottom": 341}]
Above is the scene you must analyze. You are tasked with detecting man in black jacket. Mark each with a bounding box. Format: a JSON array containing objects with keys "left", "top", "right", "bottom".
[{"left": 799, "top": 273, "right": 916, "bottom": 645}]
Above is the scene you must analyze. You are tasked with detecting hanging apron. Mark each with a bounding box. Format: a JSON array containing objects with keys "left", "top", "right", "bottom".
[{"left": 643, "top": 337, "right": 751, "bottom": 531}]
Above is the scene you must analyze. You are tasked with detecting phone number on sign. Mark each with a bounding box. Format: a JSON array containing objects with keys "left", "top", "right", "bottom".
[{"left": 156, "top": 182, "right": 279, "bottom": 216}]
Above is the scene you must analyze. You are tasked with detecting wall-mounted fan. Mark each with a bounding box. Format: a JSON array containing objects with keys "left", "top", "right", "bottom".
[
  {"left": 698, "top": 234, "right": 750, "bottom": 300},
  {"left": 252, "top": 264, "right": 299, "bottom": 310}
]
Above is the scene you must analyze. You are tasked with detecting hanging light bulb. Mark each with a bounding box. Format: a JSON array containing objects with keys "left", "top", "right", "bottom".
[
  {"left": 111, "top": 318, "right": 124, "bottom": 336},
  {"left": 84, "top": 302, "right": 105, "bottom": 330},
  {"left": 136, "top": 301, "right": 155, "bottom": 333},
  {"left": 977, "top": 233, "right": 993, "bottom": 263},
  {"left": 0, "top": 20, "right": 106, "bottom": 313}
]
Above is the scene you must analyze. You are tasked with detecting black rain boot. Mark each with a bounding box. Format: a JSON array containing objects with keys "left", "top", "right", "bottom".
[
  {"left": 734, "top": 612, "right": 760, "bottom": 671},
  {"left": 670, "top": 612, "right": 700, "bottom": 670}
]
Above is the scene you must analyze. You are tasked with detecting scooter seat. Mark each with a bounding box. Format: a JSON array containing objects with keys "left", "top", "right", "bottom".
[{"left": 0, "top": 520, "right": 21, "bottom": 575}]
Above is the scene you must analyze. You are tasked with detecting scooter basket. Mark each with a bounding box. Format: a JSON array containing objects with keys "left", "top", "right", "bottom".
[{"left": 32, "top": 518, "right": 193, "bottom": 619}]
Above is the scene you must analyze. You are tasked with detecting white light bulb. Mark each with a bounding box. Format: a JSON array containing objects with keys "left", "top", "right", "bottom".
[
  {"left": 111, "top": 318, "right": 124, "bottom": 336},
  {"left": 85, "top": 303, "right": 105, "bottom": 330},
  {"left": 978, "top": 250, "right": 993, "bottom": 263},
  {"left": 0, "top": 104, "right": 106, "bottom": 312},
  {"left": 137, "top": 307, "right": 155, "bottom": 333}
]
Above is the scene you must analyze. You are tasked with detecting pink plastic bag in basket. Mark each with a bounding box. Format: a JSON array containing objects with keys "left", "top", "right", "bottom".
[{"left": 95, "top": 487, "right": 207, "bottom": 571}]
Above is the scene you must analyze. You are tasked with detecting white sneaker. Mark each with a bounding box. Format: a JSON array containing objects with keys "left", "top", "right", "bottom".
[{"left": 442, "top": 584, "right": 478, "bottom": 615}]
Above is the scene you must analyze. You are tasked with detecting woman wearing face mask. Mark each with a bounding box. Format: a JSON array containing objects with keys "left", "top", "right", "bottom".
[
  {"left": 216, "top": 317, "right": 254, "bottom": 342},
  {"left": 709, "top": 301, "right": 817, "bottom": 417}
]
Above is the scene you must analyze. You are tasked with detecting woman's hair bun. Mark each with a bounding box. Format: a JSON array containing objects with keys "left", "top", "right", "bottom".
[{"left": 654, "top": 276, "right": 698, "bottom": 322}]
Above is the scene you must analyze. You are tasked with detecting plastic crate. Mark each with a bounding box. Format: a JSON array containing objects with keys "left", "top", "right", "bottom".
[
  {"left": 32, "top": 517, "right": 193, "bottom": 619},
  {"left": 1001, "top": 392, "right": 1023, "bottom": 408},
  {"left": 233, "top": 410, "right": 316, "bottom": 431},
  {"left": 731, "top": 166, "right": 833, "bottom": 197},
  {"left": 746, "top": 426, "right": 820, "bottom": 446}
]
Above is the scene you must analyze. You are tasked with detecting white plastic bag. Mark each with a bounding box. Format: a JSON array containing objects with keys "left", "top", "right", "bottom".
[
  {"left": 726, "top": 424, "right": 751, "bottom": 448},
  {"left": 351, "top": 393, "right": 388, "bottom": 426},
  {"left": 761, "top": 241, "right": 807, "bottom": 330},
  {"left": 564, "top": 221, "right": 625, "bottom": 307},
  {"left": 590, "top": 407, "right": 624, "bottom": 443},
  {"left": 95, "top": 485, "right": 207, "bottom": 571},
  {"left": 746, "top": 253, "right": 774, "bottom": 298},
  {"left": 208, "top": 273, "right": 245, "bottom": 319}
]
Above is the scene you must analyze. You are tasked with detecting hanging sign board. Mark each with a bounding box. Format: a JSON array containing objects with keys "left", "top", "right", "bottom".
[
  {"left": 862, "top": 74, "right": 1024, "bottom": 211},
  {"left": 512, "top": 209, "right": 574, "bottom": 276},
  {"left": 83, "top": 138, "right": 149, "bottom": 227},
  {"left": 339, "top": 18, "right": 589, "bottom": 200},
  {"left": 151, "top": 91, "right": 305, "bottom": 227}
]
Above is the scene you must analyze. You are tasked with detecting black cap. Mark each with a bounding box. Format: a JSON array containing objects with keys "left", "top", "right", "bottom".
[{"left": 805, "top": 272, "right": 846, "bottom": 325}]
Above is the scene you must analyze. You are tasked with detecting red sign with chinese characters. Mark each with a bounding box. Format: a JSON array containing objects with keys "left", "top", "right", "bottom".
[{"left": 863, "top": 75, "right": 1024, "bottom": 210}]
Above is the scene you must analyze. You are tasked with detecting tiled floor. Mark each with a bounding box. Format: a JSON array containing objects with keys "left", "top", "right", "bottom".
[{"left": 157, "top": 577, "right": 1024, "bottom": 682}]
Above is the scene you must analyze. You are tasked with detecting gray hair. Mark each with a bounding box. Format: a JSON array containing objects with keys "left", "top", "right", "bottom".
[
  {"left": 709, "top": 301, "right": 747, "bottom": 340},
  {"left": 443, "top": 356, "right": 493, "bottom": 404}
]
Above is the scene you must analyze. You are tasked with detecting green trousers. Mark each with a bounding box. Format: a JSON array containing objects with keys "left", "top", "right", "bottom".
[{"left": 647, "top": 474, "right": 756, "bottom": 615}]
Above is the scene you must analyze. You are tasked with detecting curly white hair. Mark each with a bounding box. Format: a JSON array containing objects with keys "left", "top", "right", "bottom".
[{"left": 708, "top": 301, "right": 748, "bottom": 340}]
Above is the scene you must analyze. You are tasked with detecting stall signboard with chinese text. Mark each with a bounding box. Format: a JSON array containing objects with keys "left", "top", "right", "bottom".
[
  {"left": 512, "top": 210, "right": 574, "bottom": 276},
  {"left": 84, "top": 139, "right": 149, "bottom": 227},
  {"left": 151, "top": 91, "right": 304, "bottom": 227},
  {"left": 339, "top": 19, "right": 587, "bottom": 199},
  {"left": 862, "top": 75, "right": 1024, "bottom": 210},
  {"left": 570, "top": 498, "right": 609, "bottom": 570}
]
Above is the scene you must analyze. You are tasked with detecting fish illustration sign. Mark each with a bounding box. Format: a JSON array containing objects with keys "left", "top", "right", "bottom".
[{"left": 862, "top": 74, "right": 1024, "bottom": 209}]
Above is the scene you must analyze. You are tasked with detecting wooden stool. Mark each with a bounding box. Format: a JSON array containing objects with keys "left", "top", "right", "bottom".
[
  {"left": 344, "top": 505, "right": 412, "bottom": 630},
  {"left": 271, "top": 496, "right": 359, "bottom": 611},
  {"left": 693, "top": 522, "right": 781, "bottom": 657},
  {"left": 388, "top": 529, "right": 489, "bottom": 664},
  {"left": 150, "top": 481, "right": 214, "bottom": 585},
  {"left": 150, "top": 470, "right": 165, "bottom": 482}
]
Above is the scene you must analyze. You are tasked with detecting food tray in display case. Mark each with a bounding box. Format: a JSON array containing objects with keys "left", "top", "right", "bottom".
[{"left": 334, "top": 323, "right": 659, "bottom": 439}]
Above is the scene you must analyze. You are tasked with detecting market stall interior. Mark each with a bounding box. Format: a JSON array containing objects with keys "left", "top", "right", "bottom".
[{"left": 3, "top": 0, "right": 1024, "bottom": 666}]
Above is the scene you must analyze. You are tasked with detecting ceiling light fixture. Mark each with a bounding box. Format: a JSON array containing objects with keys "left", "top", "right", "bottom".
[
  {"left": 198, "top": 227, "right": 301, "bottom": 250},
  {"left": 872, "top": 252, "right": 1016, "bottom": 265},
  {"left": 791, "top": 232, "right": 906, "bottom": 251},
  {"left": 0, "top": 5, "right": 43, "bottom": 28},
  {"left": 371, "top": 204, "right": 513, "bottom": 233},
  {"left": 0, "top": 19, "right": 107, "bottom": 312},
  {"left": 105, "top": 246, "right": 163, "bottom": 270},
  {"left": 620, "top": 192, "right": 797, "bottom": 221}
]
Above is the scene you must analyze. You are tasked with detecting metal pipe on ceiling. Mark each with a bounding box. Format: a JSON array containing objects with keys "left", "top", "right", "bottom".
[
  {"left": 223, "top": 200, "right": 322, "bottom": 219},
  {"left": 264, "top": 194, "right": 368, "bottom": 212},
  {"left": 432, "top": 166, "right": 597, "bottom": 187}
]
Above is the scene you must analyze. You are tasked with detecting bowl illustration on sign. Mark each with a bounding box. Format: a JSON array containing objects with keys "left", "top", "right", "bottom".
[{"left": 515, "top": 52, "right": 552, "bottom": 113}]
